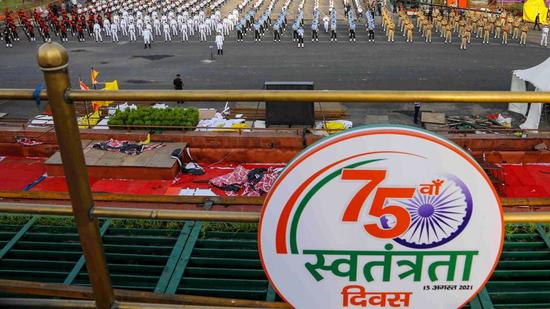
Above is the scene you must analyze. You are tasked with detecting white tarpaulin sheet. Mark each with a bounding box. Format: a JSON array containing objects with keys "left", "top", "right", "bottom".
[
  {"left": 508, "top": 57, "right": 550, "bottom": 129},
  {"left": 508, "top": 75, "right": 528, "bottom": 116}
]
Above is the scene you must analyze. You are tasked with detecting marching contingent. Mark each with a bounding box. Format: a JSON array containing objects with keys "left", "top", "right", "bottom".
[
  {"left": 382, "top": 6, "right": 548, "bottom": 49},
  {"left": 1, "top": 0, "right": 548, "bottom": 49}
]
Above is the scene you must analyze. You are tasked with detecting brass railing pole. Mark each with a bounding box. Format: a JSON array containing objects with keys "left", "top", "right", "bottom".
[
  {"left": 37, "top": 42, "right": 115, "bottom": 309},
  {"left": 1, "top": 203, "right": 550, "bottom": 223}
]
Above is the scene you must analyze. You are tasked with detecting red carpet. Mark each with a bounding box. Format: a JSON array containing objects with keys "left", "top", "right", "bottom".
[
  {"left": 502, "top": 164, "right": 550, "bottom": 198},
  {"left": 4, "top": 158, "right": 285, "bottom": 196},
  {"left": 0, "top": 156, "right": 46, "bottom": 191}
]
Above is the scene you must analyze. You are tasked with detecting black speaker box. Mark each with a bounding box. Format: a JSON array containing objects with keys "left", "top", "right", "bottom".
[{"left": 264, "top": 81, "right": 315, "bottom": 127}]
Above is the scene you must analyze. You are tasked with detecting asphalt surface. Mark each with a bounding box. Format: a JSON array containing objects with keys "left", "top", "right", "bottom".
[{"left": 1, "top": 22, "right": 549, "bottom": 124}]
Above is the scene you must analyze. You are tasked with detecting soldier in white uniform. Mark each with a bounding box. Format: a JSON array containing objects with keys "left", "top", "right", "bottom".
[
  {"left": 111, "top": 22, "right": 119, "bottom": 42},
  {"left": 103, "top": 18, "right": 112, "bottom": 36},
  {"left": 542, "top": 25, "right": 549, "bottom": 47},
  {"left": 199, "top": 22, "right": 207, "bottom": 41},
  {"left": 137, "top": 18, "right": 143, "bottom": 35},
  {"left": 204, "top": 18, "right": 213, "bottom": 35},
  {"left": 154, "top": 18, "right": 162, "bottom": 36},
  {"left": 113, "top": 13, "right": 120, "bottom": 28},
  {"left": 215, "top": 31, "right": 224, "bottom": 54},
  {"left": 323, "top": 15, "right": 329, "bottom": 32},
  {"left": 297, "top": 26, "right": 304, "bottom": 47},
  {"left": 128, "top": 21, "right": 137, "bottom": 41},
  {"left": 93, "top": 21, "right": 103, "bottom": 42},
  {"left": 163, "top": 22, "right": 171, "bottom": 41},
  {"left": 187, "top": 19, "right": 195, "bottom": 35},
  {"left": 170, "top": 18, "right": 178, "bottom": 35},
  {"left": 120, "top": 18, "right": 128, "bottom": 37},
  {"left": 143, "top": 26, "right": 152, "bottom": 48},
  {"left": 180, "top": 21, "right": 189, "bottom": 41}
]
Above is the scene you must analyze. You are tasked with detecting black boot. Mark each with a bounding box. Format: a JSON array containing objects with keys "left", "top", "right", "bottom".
[{"left": 221, "top": 49, "right": 223, "bottom": 55}]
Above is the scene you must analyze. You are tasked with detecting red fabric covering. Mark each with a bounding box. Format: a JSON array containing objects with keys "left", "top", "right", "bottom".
[
  {"left": 32, "top": 177, "right": 171, "bottom": 195},
  {"left": 502, "top": 164, "right": 550, "bottom": 197},
  {"left": 91, "top": 179, "right": 171, "bottom": 195},
  {"left": 30, "top": 176, "right": 72, "bottom": 192},
  {"left": 13, "top": 159, "right": 285, "bottom": 197},
  {"left": 0, "top": 156, "right": 47, "bottom": 191}
]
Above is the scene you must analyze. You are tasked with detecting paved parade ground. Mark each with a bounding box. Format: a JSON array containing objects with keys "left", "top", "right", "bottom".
[{"left": 1, "top": 18, "right": 549, "bottom": 123}]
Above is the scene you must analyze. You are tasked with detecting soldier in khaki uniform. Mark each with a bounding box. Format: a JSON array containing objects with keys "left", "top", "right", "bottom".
[
  {"left": 494, "top": 18, "right": 502, "bottom": 39},
  {"left": 502, "top": 25, "right": 509, "bottom": 45},
  {"left": 520, "top": 23, "right": 528, "bottom": 45},
  {"left": 460, "top": 28, "right": 469, "bottom": 50},
  {"left": 459, "top": 18, "right": 466, "bottom": 36},
  {"left": 440, "top": 18, "right": 448, "bottom": 37},
  {"left": 406, "top": 23, "right": 414, "bottom": 43},
  {"left": 507, "top": 15, "right": 515, "bottom": 33},
  {"left": 476, "top": 19, "right": 484, "bottom": 38},
  {"left": 466, "top": 23, "right": 472, "bottom": 43},
  {"left": 453, "top": 14, "right": 460, "bottom": 33},
  {"left": 387, "top": 22, "right": 395, "bottom": 42},
  {"left": 512, "top": 18, "right": 520, "bottom": 39},
  {"left": 445, "top": 24, "right": 452, "bottom": 43},
  {"left": 421, "top": 19, "right": 428, "bottom": 37},
  {"left": 425, "top": 22, "right": 433, "bottom": 43},
  {"left": 483, "top": 23, "right": 491, "bottom": 44},
  {"left": 435, "top": 15, "right": 442, "bottom": 33}
]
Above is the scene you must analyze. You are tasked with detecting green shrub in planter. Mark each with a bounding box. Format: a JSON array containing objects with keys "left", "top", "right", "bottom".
[{"left": 108, "top": 106, "right": 199, "bottom": 129}]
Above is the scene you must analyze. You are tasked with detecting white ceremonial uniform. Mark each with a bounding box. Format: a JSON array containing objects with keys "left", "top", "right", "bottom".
[
  {"left": 93, "top": 22, "right": 103, "bottom": 41},
  {"left": 146, "top": 23, "right": 154, "bottom": 40},
  {"left": 215, "top": 33, "right": 224, "bottom": 54},
  {"left": 103, "top": 19, "right": 111, "bottom": 36},
  {"left": 188, "top": 19, "right": 195, "bottom": 35},
  {"left": 170, "top": 19, "right": 178, "bottom": 35},
  {"left": 205, "top": 18, "right": 212, "bottom": 36},
  {"left": 199, "top": 23, "right": 206, "bottom": 41},
  {"left": 180, "top": 22, "right": 189, "bottom": 41},
  {"left": 542, "top": 26, "right": 549, "bottom": 47},
  {"left": 163, "top": 22, "right": 171, "bottom": 41},
  {"left": 143, "top": 27, "right": 152, "bottom": 46},
  {"left": 128, "top": 22, "right": 136, "bottom": 41},
  {"left": 111, "top": 23, "right": 119, "bottom": 41},
  {"left": 137, "top": 19, "right": 143, "bottom": 35},
  {"left": 154, "top": 18, "right": 161, "bottom": 35},
  {"left": 120, "top": 19, "right": 128, "bottom": 36}
]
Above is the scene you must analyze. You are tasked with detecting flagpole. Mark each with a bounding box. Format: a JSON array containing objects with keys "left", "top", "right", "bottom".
[
  {"left": 80, "top": 76, "right": 92, "bottom": 129},
  {"left": 91, "top": 67, "right": 97, "bottom": 90}
]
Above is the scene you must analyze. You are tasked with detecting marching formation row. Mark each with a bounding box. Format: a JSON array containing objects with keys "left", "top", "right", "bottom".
[
  {"left": 2, "top": 0, "right": 548, "bottom": 49},
  {"left": 382, "top": 7, "right": 549, "bottom": 48}
]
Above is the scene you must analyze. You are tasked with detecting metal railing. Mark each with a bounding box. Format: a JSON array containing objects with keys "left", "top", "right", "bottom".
[{"left": 0, "top": 42, "right": 550, "bottom": 308}]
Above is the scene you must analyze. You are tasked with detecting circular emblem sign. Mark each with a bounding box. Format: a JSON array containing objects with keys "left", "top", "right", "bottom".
[{"left": 259, "top": 126, "right": 503, "bottom": 309}]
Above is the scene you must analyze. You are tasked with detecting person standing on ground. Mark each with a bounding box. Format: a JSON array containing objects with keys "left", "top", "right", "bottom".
[
  {"left": 297, "top": 26, "right": 304, "bottom": 47},
  {"left": 173, "top": 74, "right": 184, "bottom": 104},
  {"left": 143, "top": 26, "right": 152, "bottom": 48},
  {"left": 534, "top": 13, "right": 541, "bottom": 31},
  {"left": 414, "top": 102, "right": 421, "bottom": 124},
  {"left": 541, "top": 24, "right": 549, "bottom": 47},
  {"left": 520, "top": 23, "right": 528, "bottom": 45},
  {"left": 93, "top": 21, "right": 103, "bottom": 42},
  {"left": 215, "top": 32, "right": 224, "bottom": 54}
]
